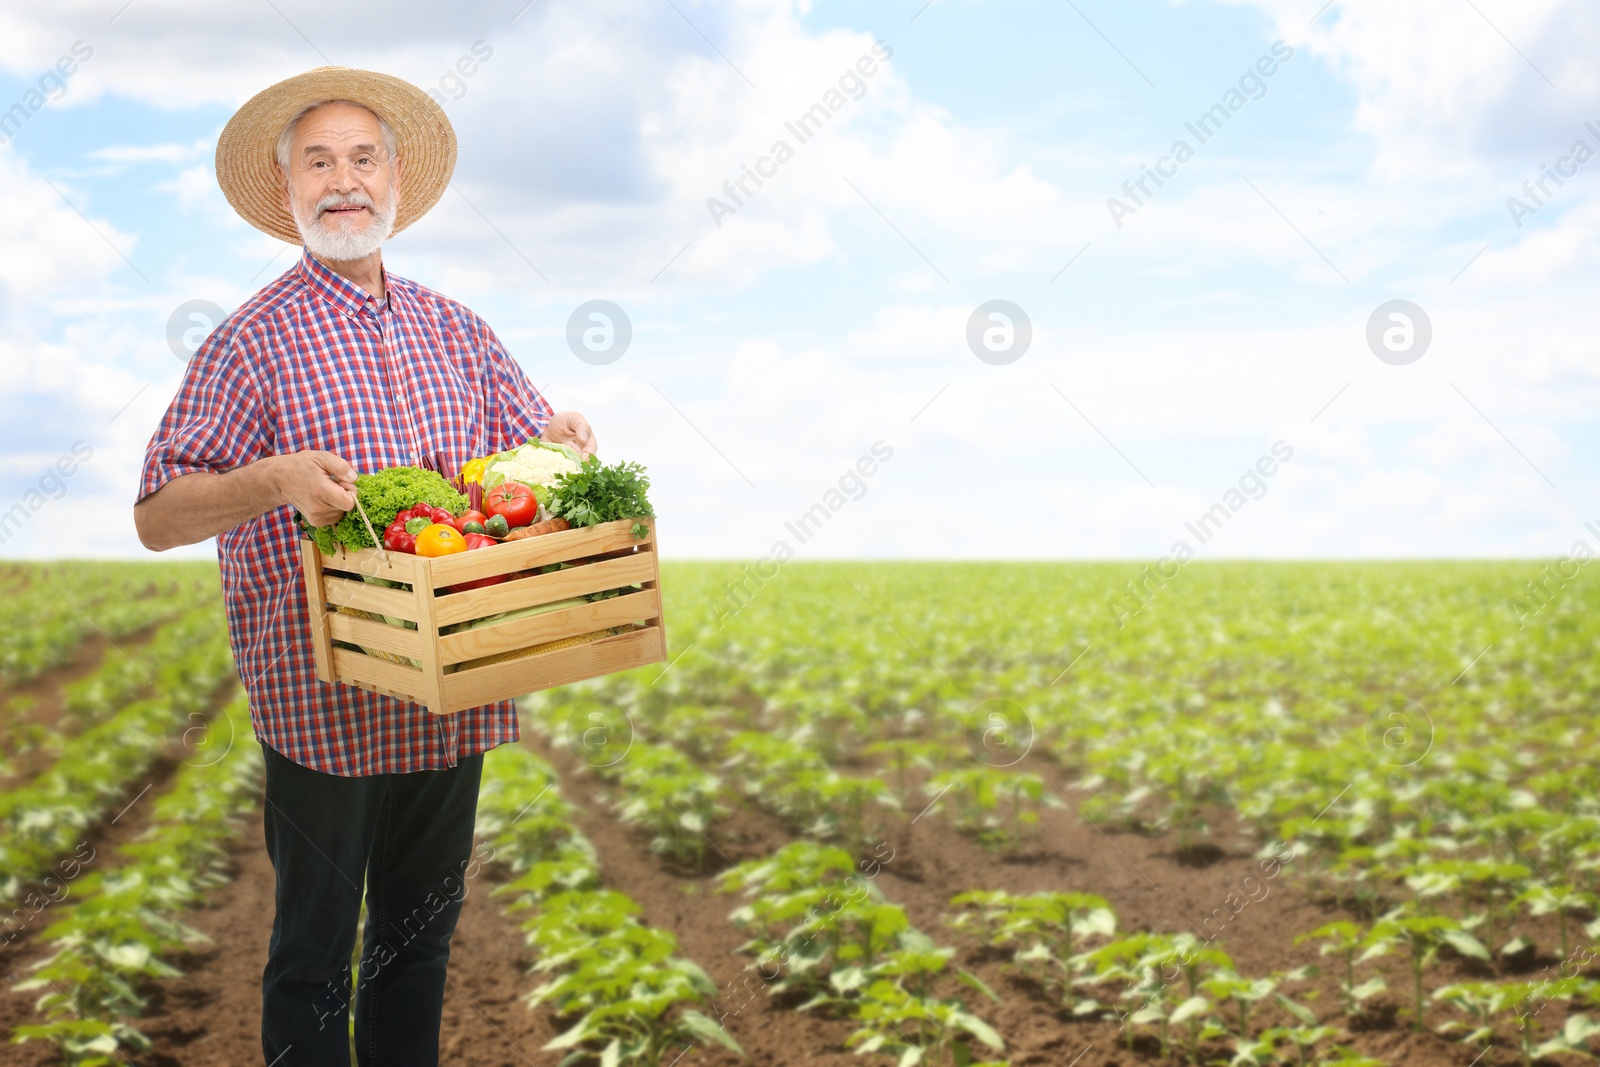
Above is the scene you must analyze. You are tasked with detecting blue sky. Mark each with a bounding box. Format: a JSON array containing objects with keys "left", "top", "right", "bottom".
[{"left": 0, "top": 0, "right": 1597, "bottom": 560}]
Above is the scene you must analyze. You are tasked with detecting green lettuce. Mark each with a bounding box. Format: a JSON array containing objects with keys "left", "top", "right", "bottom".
[{"left": 300, "top": 466, "right": 468, "bottom": 553}]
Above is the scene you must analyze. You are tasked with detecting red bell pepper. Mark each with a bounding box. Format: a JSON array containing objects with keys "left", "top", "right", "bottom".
[{"left": 382, "top": 520, "right": 416, "bottom": 554}]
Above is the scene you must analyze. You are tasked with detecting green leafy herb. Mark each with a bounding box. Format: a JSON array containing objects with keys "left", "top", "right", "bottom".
[
  {"left": 548, "top": 457, "right": 655, "bottom": 539},
  {"left": 298, "top": 466, "right": 467, "bottom": 553}
]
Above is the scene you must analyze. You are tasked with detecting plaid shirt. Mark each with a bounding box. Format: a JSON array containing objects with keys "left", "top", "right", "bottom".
[{"left": 138, "top": 250, "right": 553, "bottom": 777}]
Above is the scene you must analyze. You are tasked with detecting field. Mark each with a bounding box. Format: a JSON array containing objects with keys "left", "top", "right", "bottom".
[{"left": 1, "top": 557, "right": 1598, "bottom": 1067}]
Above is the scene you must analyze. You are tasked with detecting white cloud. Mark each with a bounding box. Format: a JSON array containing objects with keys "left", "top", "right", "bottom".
[
  {"left": 86, "top": 139, "right": 208, "bottom": 164},
  {"left": 0, "top": 151, "right": 133, "bottom": 307},
  {"left": 1230, "top": 0, "right": 1600, "bottom": 173},
  {"left": 1, "top": 0, "right": 1598, "bottom": 561}
]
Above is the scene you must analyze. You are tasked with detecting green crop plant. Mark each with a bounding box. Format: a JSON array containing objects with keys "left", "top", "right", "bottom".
[
  {"left": 1143, "top": 744, "right": 1234, "bottom": 851},
  {"left": 1156, "top": 933, "right": 1236, "bottom": 1064},
  {"left": 1363, "top": 911, "right": 1489, "bottom": 1031},
  {"left": 12, "top": 692, "right": 260, "bottom": 1065},
  {"left": 924, "top": 767, "right": 1059, "bottom": 853},
  {"left": 862, "top": 738, "right": 943, "bottom": 806},
  {"left": 1237, "top": 1028, "right": 1374, "bottom": 1067},
  {"left": 781, "top": 694, "right": 869, "bottom": 764},
  {"left": 60, "top": 604, "right": 228, "bottom": 725},
  {"left": 0, "top": 633, "right": 237, "bottom": 909},
  {"left": 1199, "top": 968, "right": 1315, "bottom": 1060},
  {"left": 946, "top": 889, "right": 1116, "bottom": 998},
  {"left": 1432, "top": 980, "right": 1509, "bottom": 1054},
  {"left": 781, "top": 899, "right": 910, "bottom": 1001},
  {"left": 613, "top": 743, "right": 725, "bottom": 867},
  {"left": 0, "top": 563, "right": 215, "bottom": 686},
  {"left": 1535, "top": 815, "right": 1600, "bottom": 873},
  {"left": 1434, "top": 978, "right": 1600, "bottom": 1067},
  {"left": 720, "top": 842, "right": 880, "bottom": 996},
  {"left": 1515, "top": 883, "right": 1595, "bottom": 961},
  {"left": 719, "top": 841, "right": 859, "bottom": 901},
  {"left": 1401, "top": 858, "right": 1530, "bottom": 949},
  {"left": 831, "top": 931, "right": 1005, "bottom": 1067},
  {"left": 716, "top": 840, "right": 1008, "bottom": 1058},
  {"left": 505, "top": 558, "right": 1600, "bottom": 1059},
  {"left": 1295, "top": 921, "right": 1387, "bottom": 1020},
  {"left": 797, "top": 771, "right": 898, "bottom": 846},
  {"left": 1077, "top": 933, "right": 1214, "bottom": 1057},
  {"left": 528, "top": 892, "right": 740, "bottom": 1066},
  {"left": 475, "top": 753, "right": 577, "bottom": 871},
  {"left": 476, "top": 746, "right": 743, "bottom": 1066},
  {"left": 653, "top": 702, "right": 741, "bottom": 760}
]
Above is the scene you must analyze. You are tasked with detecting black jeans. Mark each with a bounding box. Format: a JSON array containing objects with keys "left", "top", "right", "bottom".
[{"left": 259, "top": 742, "right": 485, "bottom": 1067}]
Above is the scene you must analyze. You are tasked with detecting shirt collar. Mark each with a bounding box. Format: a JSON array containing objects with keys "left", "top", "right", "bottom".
[{"left": 295, "top": 248, "right": 394, "bottom": 318}]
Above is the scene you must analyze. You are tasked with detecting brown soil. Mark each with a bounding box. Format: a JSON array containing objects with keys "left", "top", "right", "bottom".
[
  {"left": 533, "top": 739, "right": 1576, "bottom": 1067},
  {"left": 2, "top": 725, "right": 1582, "bottom": 1067},
  {"left": 0, "top": 677, "right": 240, "bottom": 1065},
  {"left": 0, "top": 625, "right": 170, "bottom": 789},
  {"left": 534, "top": 735, "right": 855, "bottom": 1066},
  {"left": 60, "top": 807, "right": 568, "bottom": 1067},
  {"left": 4, "top": 799, "right": 569, "bottom": 1066}
]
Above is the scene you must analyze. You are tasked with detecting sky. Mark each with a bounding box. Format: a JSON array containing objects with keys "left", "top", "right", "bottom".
[{"left": 0, "top": 0, "right": 1597, "bottom": 561}]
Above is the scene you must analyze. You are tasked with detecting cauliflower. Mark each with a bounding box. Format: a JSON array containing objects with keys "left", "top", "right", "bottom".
[{"left": 482, "top": 438, "right": 581, "bottom": 492}]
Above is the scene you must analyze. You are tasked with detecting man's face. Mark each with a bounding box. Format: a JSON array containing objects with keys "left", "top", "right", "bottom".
[{"left": 277, "top": 102, "right": 405, "bottom": 261}]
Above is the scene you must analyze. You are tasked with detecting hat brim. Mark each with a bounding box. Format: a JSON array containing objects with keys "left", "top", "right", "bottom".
[{"left": 215, "top": 66, "right": 456, "bottom": 245}]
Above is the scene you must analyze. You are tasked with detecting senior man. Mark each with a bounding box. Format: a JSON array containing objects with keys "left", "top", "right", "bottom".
[{"left": 134, "top": 68, "right": 588, "bottom": 1065}]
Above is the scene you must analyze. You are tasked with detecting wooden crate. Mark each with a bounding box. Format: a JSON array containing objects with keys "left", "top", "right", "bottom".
[{"left": 298, "top": 518, "right": 666, "bottom": 716}]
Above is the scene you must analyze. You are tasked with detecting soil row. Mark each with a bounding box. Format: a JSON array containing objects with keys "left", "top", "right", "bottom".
[
  {"left": 3, "top": 722, "right": 1572, "bottom": 1067},
  {"left": 0, "top": 623, "right": 170, "bottom": 790},
  {"left": 0, "top": 675, "right": 242, "bottom": 1067}
]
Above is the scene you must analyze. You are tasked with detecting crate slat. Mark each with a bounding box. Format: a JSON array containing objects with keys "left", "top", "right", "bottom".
[
  {"left": 332, "top": 646, "right": 426, "bottom": 704},
  {"left": 326, "top": 611, "right": 424, "bottom": 660},
  {"left": 300, "top": 539, "right": 334, "bottom": 683},
  {"left": 413, "top": 571, "right": 446, "bottom": 714},
  {"left": 438, "top": 589, "right": 658, "bottom": 666},
  {"left": 645, "top": 517, "right": 666, "bottom": 646},
  {"left": 320, "top": 543, "right": 425, "bottom": 585},
  {"left": 322, "top": 575, "right": 420, "bottom": 622},
  {"left": 433, "top": 552, "right": 655, "bottom": 626},
  {"left": 424, "top": 519, "right": 652, "bottom": 586},
  {"left": 441, "top": 625, "right": 665, "bottom": 713}
]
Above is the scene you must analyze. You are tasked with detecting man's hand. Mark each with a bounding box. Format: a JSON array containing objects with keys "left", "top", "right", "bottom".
[
  {"left": 272, "top": 450, "right": 358, "bottom": 527},
  {"left": 542, "top": 411, "right": 598, "bottom": 460},
  {"left": 134, "top": 448, "right": 359, "bottom": 552}
]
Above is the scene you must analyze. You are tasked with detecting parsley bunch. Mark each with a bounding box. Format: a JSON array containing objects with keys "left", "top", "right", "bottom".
[{"left": 548, "top": 457, "right": 656, "bottom": 539}]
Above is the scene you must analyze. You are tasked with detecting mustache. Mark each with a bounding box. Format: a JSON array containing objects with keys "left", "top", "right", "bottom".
[{"left": 315, "top": 192, "right": 376, "bottom": 216}]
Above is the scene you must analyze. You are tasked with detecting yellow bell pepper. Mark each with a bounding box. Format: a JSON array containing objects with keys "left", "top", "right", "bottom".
[{"left": 459, "top": 456, "right": 490, "bottom": 485}]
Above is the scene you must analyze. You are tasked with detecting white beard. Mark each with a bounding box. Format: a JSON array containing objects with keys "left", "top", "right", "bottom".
[{"left": 292, "top": 187, "right": 398, "bottom": 262}]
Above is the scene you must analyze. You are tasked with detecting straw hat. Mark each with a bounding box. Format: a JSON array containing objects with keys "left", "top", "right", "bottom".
[{"left": 215, "top": 66, "right": 457, "bottom": 244}]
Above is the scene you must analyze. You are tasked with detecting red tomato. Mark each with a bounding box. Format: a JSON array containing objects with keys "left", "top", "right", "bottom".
[
  {"left": 484, "top": 481, "right": 538, "bottom": 528},
  {"left": 458, "top": 510, "right": 488, "bottom": 529}
]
